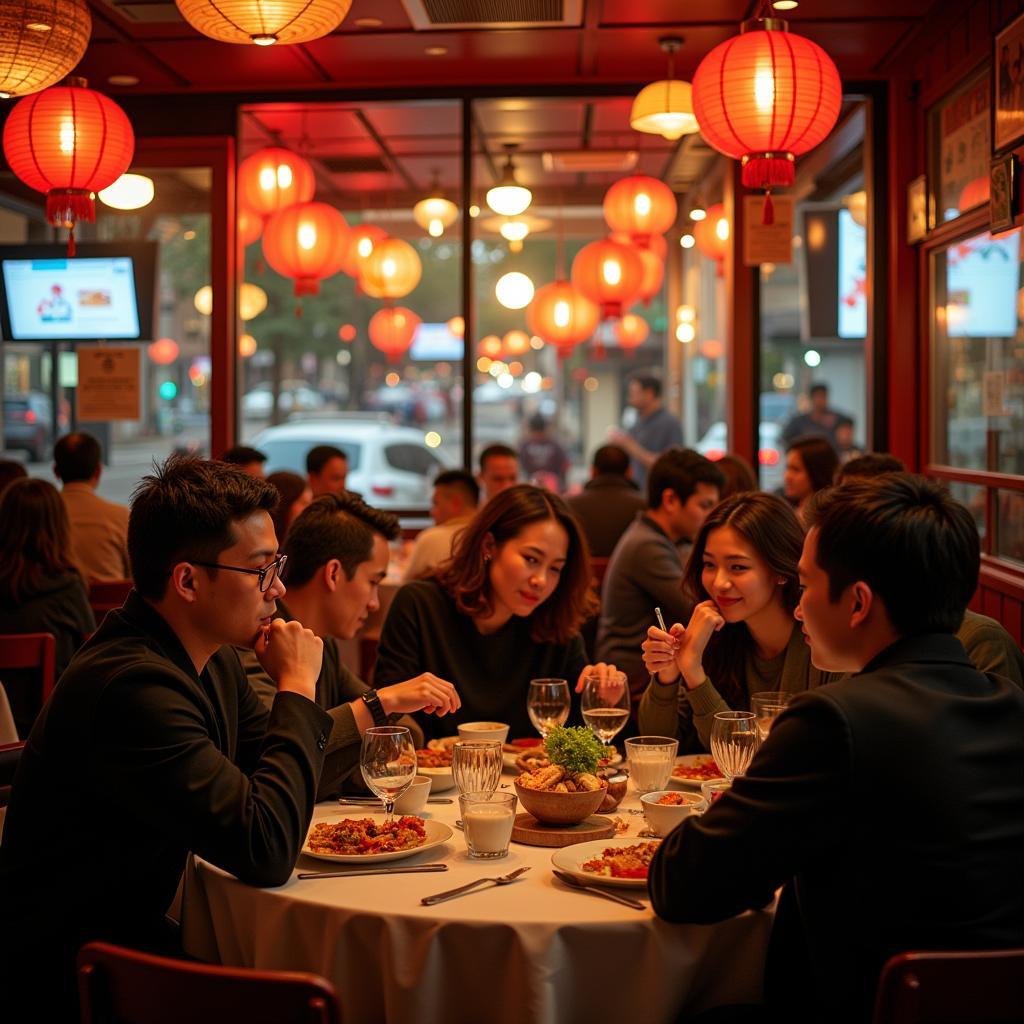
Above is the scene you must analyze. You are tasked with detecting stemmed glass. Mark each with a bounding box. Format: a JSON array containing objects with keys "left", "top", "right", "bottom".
[
  {"left": 750, "top": 691, "right": 792, "bottom": 741},
  {"left": 452, "top": 740, "right": 503, "bottom": 796},
  {"left": 709, "top": 711, "right": 760, "bottom": 781},
  {"left": 360, "top": 726, "right": 416, "bottom": 823},
  {"left": 526, "top": 678, "right": 570, "bottom": 739},
  {"left": 580, "top": 670, "right": 630, "bottom": 751}
]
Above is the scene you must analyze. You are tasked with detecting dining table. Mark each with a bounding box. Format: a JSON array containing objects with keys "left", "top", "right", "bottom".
[{"left": 181, "top": 775, "right": 774, "bottom": 1024}]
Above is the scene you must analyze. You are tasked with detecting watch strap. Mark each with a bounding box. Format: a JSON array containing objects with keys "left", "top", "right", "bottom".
[{"left": 361, "top": 688, "right": 388, "bottom": 727}]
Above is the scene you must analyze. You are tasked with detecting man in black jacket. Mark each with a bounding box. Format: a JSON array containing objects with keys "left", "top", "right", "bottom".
[
  {"left": 565, "top": 444, "right": 646, "bottom": 558},
  {"left": 0, "top": 456, "right": 330, "bottom": 1019},
  {"left": 649, "top": 475, "right": 1024, "bottom": 1023}
]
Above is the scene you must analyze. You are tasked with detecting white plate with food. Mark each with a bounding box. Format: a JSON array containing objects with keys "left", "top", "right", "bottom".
[
  {"left": 669, "top": 754, "right": 726, "bottom": 789},
  {"left": 302, "top": 816, "right": 454, "bottom": 863},
  {"left": 550, "top": 837, "right": 661, "bottom": 889}
]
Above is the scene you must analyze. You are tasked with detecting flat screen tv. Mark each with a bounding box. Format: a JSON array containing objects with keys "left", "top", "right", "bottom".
[{"left": 0, "top": 241, "right": 157, "bottom": 342}]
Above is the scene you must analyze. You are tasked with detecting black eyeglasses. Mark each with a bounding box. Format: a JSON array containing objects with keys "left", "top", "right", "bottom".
[{"left": 190, "top": 554, "right": 287, "bottom": 593}]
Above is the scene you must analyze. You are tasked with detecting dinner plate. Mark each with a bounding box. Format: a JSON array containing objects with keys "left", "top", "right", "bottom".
[
  {"left": 550, "top": 837, "right": 661, "bottom": 889},
  {"left": 669, "top": 754, "right": 725, "bottom": 789},
  {"left": 301, "top": 817, "right": 454, "bottom": 864},
  {"left": 502, "top": 748, "right": 624, "bottom": 771}
]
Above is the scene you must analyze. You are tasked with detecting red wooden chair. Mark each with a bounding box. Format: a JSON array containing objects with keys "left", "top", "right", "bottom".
[
  {"left": 873, "top": 948, "right": 1024, "bottom": 1023},
  {"left": 87, "top": 579, "right": 133, "bottom": 622},
  {"left": 78, "top": 941, "right": 341, "bottom": 1024},
  {"left": 0, "top": 632, "right": 56, "bottom": 702},
  {"left": 0, "top": 740, "right": 25, "bottom": 808}
]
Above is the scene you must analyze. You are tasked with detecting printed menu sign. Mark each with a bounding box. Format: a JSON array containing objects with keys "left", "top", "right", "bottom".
[
  {"left": 743, "top": 195, "right": 794, "bottom": 266},
  {"left": 77, "top": 346, "right": 140, "bottom": 421}
]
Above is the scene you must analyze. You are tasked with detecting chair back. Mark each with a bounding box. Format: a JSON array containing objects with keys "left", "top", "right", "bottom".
[
  {"left": 0, "top": 633, "right": 56, "bottom": 701},
  {"left": 0, "top": 740, "right": 25, "bottom": 808},
  {"left": 78, "top": 941, "right": 341, "bottom": 1024},
  {"left": 873, "top": 948, "right": 1024, "bottom": 1023},
  {"left": 590, "top": 556, "right": 611, "bottom": 589},
  {"left": 88, "top": 580, "right": 132, "bottom": 621}
]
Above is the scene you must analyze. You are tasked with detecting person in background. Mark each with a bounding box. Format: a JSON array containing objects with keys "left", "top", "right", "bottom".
[
  {"left": 519, "top": 414, "right": 570, "bottom": 492},
  {"left": 648, "top": 474, "right": 1024, "bottom": 1024},
  {"left": 221, "top": 445, "right": 267, "bottom": 478},
  {"left": 53, "top": 431, "right": 131, "bottom": 582},
  {"left": 640, "top": 492, "right": 836, "bottom": 751},
  {"left": 478, "top": 443, "right": 519, "bottom": 502},
  {"left": 375, "top": 484, "right": 614, "bottom": 741},
  {"left": 403, "top": 469, "right": 480, "bottom": 582},
  {"left": 307, "top": 444, "right": 349, "bottom": 497},
  {"left": 266, "top": 470, "right": 313, "bottom": 545},
  {"left": 0, "top": 478, "right": 95, "bottom": 736},
  {"left": 237, "top": 494, "right": 460, "bottom": 797},
  {"left": 565, "top": 444, "right": 646, "bottom": 559},
  {"left": 714, "top": 453, "right": 758, "bottom": 499},
  {"left": 595, "top": 449, "right": 724, "bottom": 703},
  {"left": 0, "top": 459, "right": 27, "bottom": 495},
  {"left": 834, "top": 417, "right": 863, "bottom": 464},
  {"left": 836, "top": 452, "right": 906, "bottom": 483},
  {"left": 784, "top": 435, "right": 839, "bottom": 523},
  {"left": 780, "top": 381, "right": 845, "bottom": 447},
  {"left": 608, "top": 372, "right": 683, "bottom": 491}
]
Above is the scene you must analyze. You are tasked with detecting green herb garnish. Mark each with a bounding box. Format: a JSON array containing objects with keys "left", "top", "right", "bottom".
[{"left": 544, "top": 725, "right": 604, "bottom": 775}]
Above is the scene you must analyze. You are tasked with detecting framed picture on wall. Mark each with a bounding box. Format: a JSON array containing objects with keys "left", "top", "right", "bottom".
[
  {"left": 995, "top": 11, "right": 1024, "bottom": 151},
  {"left": 907, "top": 174, "right": 928, "bottom": 243},
  {"left": 990, "top": 154, "right": 1016, "bottom": 232}
]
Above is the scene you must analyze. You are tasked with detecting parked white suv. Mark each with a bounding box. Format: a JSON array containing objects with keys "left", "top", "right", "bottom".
[{"left": 251, "top": 416, "right": 452, "bottom": 509}]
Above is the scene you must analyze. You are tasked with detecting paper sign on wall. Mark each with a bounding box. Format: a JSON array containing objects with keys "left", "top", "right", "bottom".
[
  {"left": 77, "top": 347, "right": 141, "bottom": 421},
  {"left": 743, "top": 195, "right": 795, "bottom": 266},
  {"left": 983, "top": 370, "right": 1009, "bottom": 418}
]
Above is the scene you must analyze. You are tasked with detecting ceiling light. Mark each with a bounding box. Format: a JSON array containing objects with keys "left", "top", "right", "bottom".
[
  {"left": 98, "top": 173, "right": 155, "bottom": 210},
  {"left": 772, "top": 0, "right": 799, "bottom": 8},
  {"left": 689, "top": 205, "right": 707, "bottom": 221},
  {"left": 495, "top": 271, "right": 534, "bottom": 310},
  {"left": 354, "top": 17, "right": 382, "bottom": 26},
  {"left": 413, "top": 173, "right": 458, "bottom": 238},
  {"left": 630, "top": 37, "right": 699, "bottom": 141},
  {"left": 107, "top": 74, "right": 140, "bottom": 87},
  {"left": 425, "top": 46, "right": 447, "bottom": 56},
  {"left": 174, "top": 0, "right": 353, "bottom": 46},
  {"left": 500, "top": 219, "right": 529, "bottom": 242},
  {"left": 469, "top": 204, "right": 480, "bottom": 218},
  {"left": 486, "top": 144, "right": 532, "bottom": 217},
  {"left": 680, "top": 233, "right": 696, "bottom": 248}
]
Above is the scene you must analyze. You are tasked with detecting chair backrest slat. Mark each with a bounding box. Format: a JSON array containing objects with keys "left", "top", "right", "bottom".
[{"left": 0, "top": 632, "right": 56, "bottom": 700}]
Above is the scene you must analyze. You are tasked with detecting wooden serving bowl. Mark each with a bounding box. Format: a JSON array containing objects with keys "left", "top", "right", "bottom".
[
  {"left": 514, "top": 779, "right": 606, "bottom": 826},
  {"left": 597, "top": 771, "right": 629, "bottom": 813}
]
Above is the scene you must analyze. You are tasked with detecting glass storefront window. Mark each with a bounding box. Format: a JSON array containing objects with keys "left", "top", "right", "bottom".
[{"left": 996, "top": 489, "right": 1024, "bottom": 565}]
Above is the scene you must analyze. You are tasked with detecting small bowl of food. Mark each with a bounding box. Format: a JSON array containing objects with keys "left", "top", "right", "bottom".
[
  {"left": 393, "top": 775, "right": 432, "bottom": 815},
  {"left": 416, "top": 747, "right": 455, "bottom": 792},
  {"left": 514, "top": 766, "right": 607, "bottom": 826},
  {"left": 640, "top": 790, "right": 704, "bottom": 837},
  {"left": 457, "top": 721, "right": 510, "bottom": 745},
  {"left": 597, "top": 770, "right": 629, "bottom": 813}
]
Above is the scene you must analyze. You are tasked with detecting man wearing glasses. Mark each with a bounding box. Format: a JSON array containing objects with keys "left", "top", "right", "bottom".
[{"left": 0, "top": 456, "right": 330, "bottom": 1019}]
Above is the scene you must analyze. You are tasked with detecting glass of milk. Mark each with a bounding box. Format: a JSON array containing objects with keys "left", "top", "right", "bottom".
[
  {"left": 459, "top": 791, "right": 517, "bottom": 859},
  {"left": 625, "top": 736, "right": 679, "bottom": 794}
]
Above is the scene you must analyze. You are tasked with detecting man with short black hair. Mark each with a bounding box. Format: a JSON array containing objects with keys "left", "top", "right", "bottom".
[
  {"left": 596, "top": 448, "right": 724, "bottom": 697},
  {"left": 781, "top": 381, "right": 846, "bottom": 447},
  {"left": 650, "top": 474, "right": 1024, "bottom": 1023},
  {"left": 402, "top": 469, "right": 480, "bottom": 581},
  {"left": 566, "top": 444, "right": 646, "bottom": 558},
  {"left": 478, "top": 443, "right": 519, "bottom": 502},
  {"left": 54, "top": 430, "right": 130, "bottom": 582},
  {"left": 0, "top": 456, "right": 331, "bottom": 1018},
  {"left": 835, "top": 452, "right": 906, "bottom": 482},
  {"left": 307, "top": 444, "right": 349, "bottom": 497},
  {"left": 609, "top": 372, "right": 683, "bottom": 490},
  {"left": 221, "top": 445, "right": 268, "bottom": 478}
]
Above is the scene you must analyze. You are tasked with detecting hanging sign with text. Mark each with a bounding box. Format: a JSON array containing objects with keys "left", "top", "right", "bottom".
[
  {"left": 77, "top": 346, "right": 141, "bottom": 421},
  {"left": 743, "top": 195, "right": 795, "bottom": 266}
]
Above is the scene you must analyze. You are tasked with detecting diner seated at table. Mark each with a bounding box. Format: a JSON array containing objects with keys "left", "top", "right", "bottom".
[
  {"left": 0, "top": 456, "right": 331, "bottom": 1020},
  {"left": 374, "top": 484, "right": 615, "bottom": 741},
  {"left": 402, "top": 469, "right": 480, "bottom": 582},
  {"left": 266, "top": 469, "right": 313, "bottom": 545},
  {"left": 648, "top": 474, "right": 1024, "bottom": 1024},
  {"left": 237, "top": 492, "right": 459, "bottom": 796}
]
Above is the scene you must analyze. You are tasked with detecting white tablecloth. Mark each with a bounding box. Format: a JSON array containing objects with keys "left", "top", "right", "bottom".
[{"left": 182, "top": 790, "right": 772, "bottom": 1024}]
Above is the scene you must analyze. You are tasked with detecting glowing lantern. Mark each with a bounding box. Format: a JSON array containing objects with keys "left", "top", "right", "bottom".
[
  {"left": 503, "top": 330, "right": 531, "bottom": 357},
  {"left": 844, "top": 191, "right": 867, "bottom": 228},
  {"left": 630, "top": 36, "right": 699, "bottom": 141},
  {"left": 958, "top": 177, "right": 989, "bottom": 212},
  {"left": 238, "top": 333, "right": 257, "bottom": 357},
  {"left": 692, "top": 16, "right": 841, "bottom": 205},
  {"left": 0, "top": 0, "right": 91, "bottom": 100},
  {"left": 237, "top": 207, "right": 263, "bottom": 248},
  {"left": 526, "top": 280, "right": 600, "bottom": 354},
  {"left": 571, "top": 239, "right": 644, "bottom": 319},
  {"left": 700, "top": 338, "right": 725, "bottom": 360},
  {"left": 369, "top": 306, "right": 421, "bottom": 362},
  {"left": 2, "top": 78, "right": 135, "bottom": 254},
  {"left": 148, "top": 338, "right": 180, "bottom": 365},
  {"left": 342, "top": 224, "right": 387, "bottom": 278},
  {"left": 615, "top": 314, "right": 650, "bottom": 352},
  {"left": 447, "top": 316, "right": 465, "bottom": 337},
  {"left": 613, "top": 231, "right": 667, "bottom": 262},
  {"left": 237, "top": 148, "right": 315, "bottom": 221},
  {"left": 98, "top": 173, "right": 154, "bottom": 211},
  {"left": 636, "top": 248, "right": 665, "bottom": 304},
  {"left": 194, "top": 282, "right": 267, "bottom": 321},
  {"left": 262, "top": 201, "right": 349, "bottom": 296},
  {"left": 479, "top": 335, "right": 504, "bottom": 359},
  {"left": 603, "top": 176, "right": 678, "bottom": 248},
  {"left": 413, "top": 182, "right": 458, "bottom": 238},
  {"left": 338, "top": 323, "right": 357, "bottom": 342},
  {"left": 693, "top": 204, "right": 730, "bottom": 265},
  {"left": 495, "top": 271, "right": 534, "bottom": 310},
  {"left": 360, "top": 237, "right": 421, "bottom": 299},
  {"left": 174, "top": 0, "right": 352, "bottom": 46}
]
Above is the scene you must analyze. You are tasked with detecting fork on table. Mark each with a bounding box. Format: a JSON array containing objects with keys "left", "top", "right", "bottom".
[{"left": 420, "top": 866, "right": 530, "bottom": 905}]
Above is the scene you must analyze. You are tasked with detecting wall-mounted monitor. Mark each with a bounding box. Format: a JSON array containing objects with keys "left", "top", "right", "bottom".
[{"left": 0, "top": 241, "right": 157, "bottom": 342}]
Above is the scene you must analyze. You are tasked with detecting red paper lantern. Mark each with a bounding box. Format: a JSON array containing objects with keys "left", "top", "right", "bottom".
[
  {"left": 369, "top": 306, "right": 421, "bottom": 362},
  {"left": 612, "top": 231, "right": 668, "bottom": 262},
  {"left": 692, "top": 19, "right": 841, "bottom": 191},
  {"left": 603, "top": 176, "right": 678, "bottom": 248},
  {"left": 338, "top": 323, "right": 357, "bottom": 342},
  {"left": 237, "top": 147, "right": 315, "bottom": 220},
  {"left": 342, "top": 224, "right": 388, "bottom": 278},
  {"left": 636, "top": 248, "right": 665, "bottom": 304},
  {"left": 527, "top": 280, "right": 600, "bottom": 355},
  {"left": 360, "top": 238, "right": 422, "bottom": 300},
  {"left": 615, "top": 314, "right": 650, "bottom": 353},
  {"left": 571, "top": 239, "right": 644, "bottom": 319},
  {"left": 478, "top": 335, "right": 504, "bottom": 359},
  {"left": 503, "top": 330, "right": 531, "bottom": 357},
  {"left": 262, "top": 201, "right": 349, "bottom": 296},
  {"left": 2, "top": 78, "right": 134, "bottom": 254},
  {"left": 148, "top": 338, "right": 180, "bottom": 365},
  {"left": 693, "top": 204, "right": 730, "bottom": 265},
  {"left": 237, "top": 207, "right": 263, "bottom": 248}
]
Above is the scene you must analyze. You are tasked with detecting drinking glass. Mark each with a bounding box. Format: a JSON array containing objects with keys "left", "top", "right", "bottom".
[
  {"left": 360, "top": 726, "right": 416, "bottom": 823},
  {"left": 459, "top": 791, "right": 517, "bottom": 859},
  {"left": 452, "top": 740, "right": 503, "bottom": 796},
  {"left": 580, "top": 670, "right": 630, "bottom": 749},
  {"left": 751, "top": 691, "right": 793, "bottom": 741},
  {"left": 710, "top": 711, "right": 760, "bottom": 781},
  {"left": 624, "top": 736, "right": 679, "bottom": 794},
  {"left": 526, "top": 678, "right": 570, "bottom": 738}
]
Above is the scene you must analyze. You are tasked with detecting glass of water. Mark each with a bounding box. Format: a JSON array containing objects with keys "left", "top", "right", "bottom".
[
  {"left": 360, "top": 726, "right": 416, "bottom": 822},
  {"left": 581, "top": 670, "right": 630, "bottom": 749},
  {"left": 710, "top": 711, "right": 760, "bottom": 781},
  {"left": 526, "top": 678, "right": 570, "bottom": 738},
  {"left": 452, "top": 740, "right": 503, "bottom": 796},
  {"left": 750, "top": 691, "right": 792, "bottom": 741}
]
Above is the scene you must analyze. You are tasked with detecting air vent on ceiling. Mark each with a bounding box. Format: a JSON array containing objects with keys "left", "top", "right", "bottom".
[
  {"left": 319, "top": 155, "right": 391, "bottom": 174},
  {"left": 542, "top": 151, "right": 639, "bottom": 173},
  {"left": 402, "top": 0, "right": 581, "bottom": 30},
  {"left": 104, "top": 0, "right": 185, "bottom": 24}
]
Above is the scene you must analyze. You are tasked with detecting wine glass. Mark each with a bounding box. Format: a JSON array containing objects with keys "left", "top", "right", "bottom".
[
  {"left": 580, "top": 670, "right": 630, "bottom": 751},
  {"left": 452, "top": 740, "right": 503, "bottom": 796},
  {"left": 526, "top": 678, "right": 570, "bottom": 739},
  {"left": 360, "top": 726, "right": 416, "bottom": 822},
  {"left": 709, "top": 711, "right": 760, "bottom": 781},
  {"left": 751, "top": 691, "right": 793, "bottom": 741}
]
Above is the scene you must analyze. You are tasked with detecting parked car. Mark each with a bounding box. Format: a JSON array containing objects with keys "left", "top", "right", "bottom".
[
  {"left": 241, "top": 383, "right": 325, "bottom": 418},
  {"left": 4, "top": 392, "right": 54, "bottom": 462},
  {"left": 696, "top": 420, "right": 784, "bottom": 492},
  {"left": 251, "top": 417, "right": 453, "bottom": 509}
]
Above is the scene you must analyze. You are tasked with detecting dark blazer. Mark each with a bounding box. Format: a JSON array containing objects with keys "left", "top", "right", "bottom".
[
  {"left": 648, "top": 633, "right": 1024, "bottom": 1023},
  {"left": 565, "top": 474, "right": 647, "bottom": 558},
  {"left": 0, "top": 591, "right": 331, "bottom": 1018}
]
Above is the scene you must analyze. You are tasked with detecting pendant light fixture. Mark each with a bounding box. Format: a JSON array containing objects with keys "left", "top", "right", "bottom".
[
  {"left": 0, "top": 0, "right": 92, "bottom": 99},
  {"left": 630, "top": 36, "right": 699, "bottom": 141},
  {"left": 486, "top": 143, "right": 532, "bottom": 217},
  {"left": 174, "top": 0, "right": 352, "bottom": 46},
  {"left": 413, "top": 171, "right": 458, "bottom": 238}
]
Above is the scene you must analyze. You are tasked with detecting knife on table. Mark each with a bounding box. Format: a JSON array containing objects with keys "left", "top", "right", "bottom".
[
  {"left": 552, "top": 869, "right": 647, "bottom": 910},
  {"left": 297, "top": 863, "right": 449, "bottom": 880},
  {"left": 337, "top": 797, "right": 455, "bottom": 806}
]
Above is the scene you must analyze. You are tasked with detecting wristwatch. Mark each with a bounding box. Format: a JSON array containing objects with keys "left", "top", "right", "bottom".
[{"left": 361, "top": 688, "right": 388, "bottom": 727}]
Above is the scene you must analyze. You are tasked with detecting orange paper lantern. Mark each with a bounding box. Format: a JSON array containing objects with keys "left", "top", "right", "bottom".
[
  {"left": 693, "top": 204, "right": 730, "bottom": 264},
  {"left": 338, "top": 323, "right": 357, "bottom": 342},
  {"left": 615, "top": 314, "right": 650, "bottom": 352},
  {"left": 636, "top": 248, "right": 665, "bottom": 304},
  {"left": 2, "top": 78, "right": 134, "bottom": 253},
  {"left": 603, "top": 176, "right": 678, "bottom": 248},
  {"left": 343, "top": 223, "right": 388, "bottom": 278},
  {"left": 612, "top": 231, "right": 668, "bottom": 262},
  {"left": 360, "top": 237, "right": 422, "bottom": 299},
  {"left": 237, "top": 147, "right": 315, "bottom": 220},
  {"left": 502, "top": 329, "right": 531, "bottom": 357},
  {"left": 526, "top": 280, "right": 600, "bottom": 354},
  {"left": 369, "top": 306, "right": 421, "bottom": 362},
  {"left": 237, "top": 207, "right": 263, "bottom": 248},
  {"left": 148, "top": 338, "right": 180, "bottom": 365},
  {"left": 262, "top": 201, "right": 349, "bottom": 296},
  {"left": 174, "top": 0, "right": 352, "bottom": 46},
  {"left": 0, "top": 0, "right": 92, "bottom": 100},
  {"left": 692, "top": 18, "right": 842, "bottom": 191},
  {"left": 478, "top": 335, "right": 504, "bottom": 359},
  {"left": 571, "top": 239, "right": 644, "bottom": 320}
]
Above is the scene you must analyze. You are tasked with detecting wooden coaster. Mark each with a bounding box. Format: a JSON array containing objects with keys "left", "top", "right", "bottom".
[{"left": 511, "top": 813, "right": 616, "bottom": 848}]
